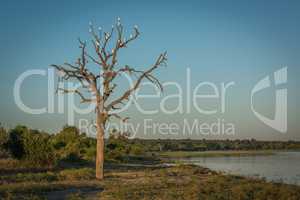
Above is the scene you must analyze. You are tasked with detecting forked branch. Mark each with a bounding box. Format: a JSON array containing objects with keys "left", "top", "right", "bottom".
[{"left": 106, "top": 52, "right": 167, "bottom": 111}]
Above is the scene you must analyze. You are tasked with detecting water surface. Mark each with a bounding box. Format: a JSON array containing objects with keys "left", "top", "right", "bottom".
[{"left": 177, "top": 151, "right": 300, "bottom": 185}]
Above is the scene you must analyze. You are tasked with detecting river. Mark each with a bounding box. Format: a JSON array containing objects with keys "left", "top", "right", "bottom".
[{"left": 176, "top": 151, "right": 300, "bottom": 185}]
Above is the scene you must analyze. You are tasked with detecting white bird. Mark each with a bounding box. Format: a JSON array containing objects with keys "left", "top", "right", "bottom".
[{"left": 57, "top": 70, "right": 66, "bottom": 77}]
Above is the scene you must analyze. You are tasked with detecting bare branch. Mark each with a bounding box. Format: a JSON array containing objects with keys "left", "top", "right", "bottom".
[
  {"left": 57, "top": 88, "right": 94, "bottom": 103},
  {"left": 106, "top": 52, "right": 167, "bottom": 110},
  {"left": 108, "top": 113, "right": 130, "bottom": 122}
]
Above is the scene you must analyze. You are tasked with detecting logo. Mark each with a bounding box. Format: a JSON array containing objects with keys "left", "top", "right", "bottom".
[{"left": 251, "top": 67, "right": 287, "bottom": 133}]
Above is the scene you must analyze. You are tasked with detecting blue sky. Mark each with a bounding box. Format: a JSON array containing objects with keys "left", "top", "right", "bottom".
[{"left": 0, "top": 0, "right": 299, "bottom": 140}]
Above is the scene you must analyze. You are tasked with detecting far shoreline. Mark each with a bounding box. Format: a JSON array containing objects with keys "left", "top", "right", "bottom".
[{"left": 157, "top": 149, "right": 300, "bottom": 159}]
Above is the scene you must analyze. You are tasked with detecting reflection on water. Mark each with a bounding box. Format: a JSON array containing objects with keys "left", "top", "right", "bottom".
[{"left": 177, "top": 151, "right": 300, "bottom": 185}]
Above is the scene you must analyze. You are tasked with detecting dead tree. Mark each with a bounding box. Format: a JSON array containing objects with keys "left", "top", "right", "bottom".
[{"left": 51, "top": 18, "right": 167, "bottom": 180}]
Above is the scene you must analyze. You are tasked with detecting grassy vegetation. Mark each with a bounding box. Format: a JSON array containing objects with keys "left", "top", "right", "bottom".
[
  {"left": 0, "top": 167, "right": 95, "bottom": 184},
  {"left": 101, "top": 165, "right": 300, "bottom": 200},
  {"left": 1, "top": 161, "right": 300, "bottom": 200},
  {"left": 158, "top": 150, "right": 276, "bottom": 158}
]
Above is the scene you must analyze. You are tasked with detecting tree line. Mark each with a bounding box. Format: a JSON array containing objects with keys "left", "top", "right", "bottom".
[{"left": 1, "top": 125, "right": 300, "bottom": 168}]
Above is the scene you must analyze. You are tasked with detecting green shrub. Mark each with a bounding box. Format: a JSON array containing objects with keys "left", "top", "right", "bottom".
[
  {"left": 0, "top": 126, "right": 8, "bottom": 147},
  {"left": 105, "top": 137, "right": 128, "bottom": 162},
  {"left": 129, "top": 144, "right": 145, "bottom": 155},
  {"left": 83, "top": 146, "right": 96, "bottom": 161},
  {"left": 51, "top": 126, "right": 93, "bottom": 162},
  {"left": 22, "top": 130, "right": 57, "bottom": 167},
  {"left": 52, "top": 126, "right": 80, "bottom": 148},
  {"left": 0, "top": 127, "right": 10, "bottom": 158},
  {"left": 7, "top": 126, "right": 27, "bottom": 159},
  {"left": 105, "top": 131, "right": 146, "bottom": 162},
  {"left": 6, "top": 126, "right": 56, "bottom": 167}
]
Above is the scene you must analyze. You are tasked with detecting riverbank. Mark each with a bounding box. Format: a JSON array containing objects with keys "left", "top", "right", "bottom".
[
  {"left": 158, "top": 150, "right": 276, "bottom": 159},
  {"left": 1, "top": 158, "right": 300, "bottom": 199}
]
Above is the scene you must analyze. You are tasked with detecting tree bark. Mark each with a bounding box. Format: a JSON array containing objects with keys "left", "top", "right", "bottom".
[{"left": 96, "top": 125, "right": 104, "bottom": 180}]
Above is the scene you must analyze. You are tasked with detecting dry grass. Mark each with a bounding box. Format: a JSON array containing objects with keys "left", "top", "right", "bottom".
[{"left": 1, "top": 159, "right": 300, "bottom": 200}]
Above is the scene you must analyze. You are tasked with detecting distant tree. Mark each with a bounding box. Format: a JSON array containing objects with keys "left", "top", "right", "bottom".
[
  {"left": 51, "top": 18, "right": 167, "bottom": 179},
  {"left": 0, "top": 125, "right": 9, "bottom": 157},
  {"left": 7, "top": 125, "right": 27, "bottom": 159},
  {"left": 0, "top": 125, "right": 8, "bottom": 148}
]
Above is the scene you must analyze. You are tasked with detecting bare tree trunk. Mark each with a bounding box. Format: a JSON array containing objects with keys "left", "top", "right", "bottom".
[
  {"left": 95, "top": 101, "right": 105, "bottom": 180},
  {"left": 96, "top": 124, "right": 104, "bottom": 180}
]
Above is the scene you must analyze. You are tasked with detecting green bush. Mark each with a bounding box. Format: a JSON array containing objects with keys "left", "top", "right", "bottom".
[
  {"left": 83, "top": 146, "right": 96, "bottom": 161},
  {"left": 22, "top": 130, "right": 57, "bottom": 167},
  {"left": 105, "top": 131, "right": 146, "bottom": 162},
  {"left": 7, "top": 125, "right": 27, "bottom": 159},
  {"left": 6, "top": 126, "right": 56, "bottom": 167},
  {"left": 0, "top": 126, "right": 8, "bottom": 147},
  {"left": 0, "top": 127, "right": 9, "bottom": 158},
  {"left": 106, "top": 135, "right": 129, "bottom": 162},
  {"left": 51, "top": 126, "right": 93, "bottom": 162},
  {"left": 130, "top": 144, "right": 145, "bottom": 155}
]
